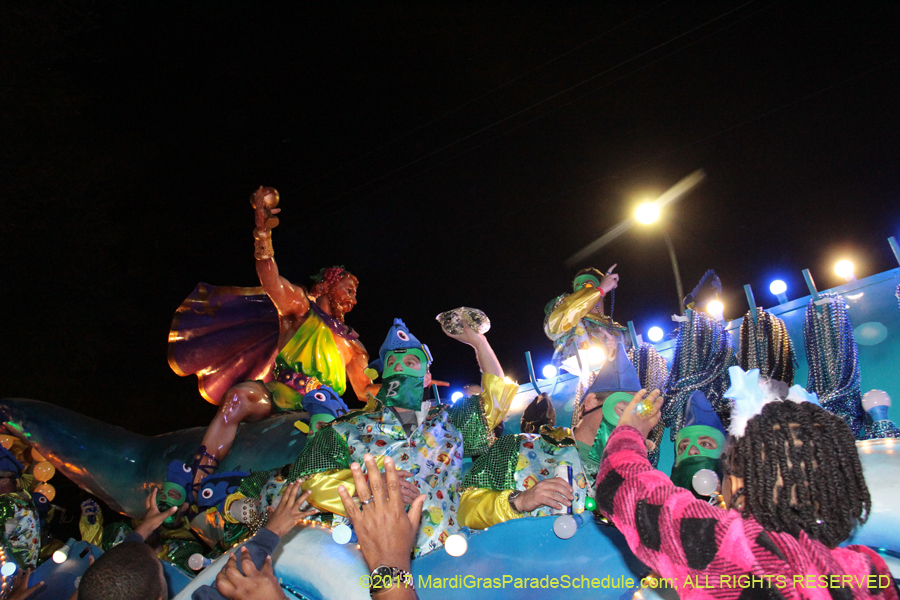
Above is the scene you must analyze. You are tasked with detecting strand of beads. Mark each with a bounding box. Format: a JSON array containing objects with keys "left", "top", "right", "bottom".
[
  {"left": 629, "top": 343, "right": 669, "bottom": 466},
  {"left": 738, "top": 308, "right": 796, "bottom": 385},
  {"left": 662, "top": 310, "right": 736, "bottom": 440},
  {"left": 803, "top": 292, "right": 865, "bottom": 439}
]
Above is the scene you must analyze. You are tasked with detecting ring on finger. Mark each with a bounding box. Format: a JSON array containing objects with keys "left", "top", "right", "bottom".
[{"left": 360, "top": 497, "right": 374, "bottom": 507}]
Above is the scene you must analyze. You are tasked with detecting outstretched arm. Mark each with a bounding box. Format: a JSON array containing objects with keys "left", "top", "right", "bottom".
[
  {"left": 444, "top": 321, "right": 518, "bottom": 431},
  {"left": 443, "top": 320, "right": 503, "bottom": 378},
  {"left": 251, "top": 186, "right": 310, "bottom": 319}
]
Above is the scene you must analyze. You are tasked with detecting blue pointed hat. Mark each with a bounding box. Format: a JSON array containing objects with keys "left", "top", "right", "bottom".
[
  {"left": 301, "top": 386, "right": 349, "bottom": 419},
  {"left": 368, "top": 318, "right": 432, "bottom": 374},
  {"left": 0, "top": 447, "right": 24, "bottom": 476},
  {"left": 683, "top": 390, "right": 727, "bottom": 437},
  {"left": 586, "top": 341, "right": 641, "bottom": 395}
]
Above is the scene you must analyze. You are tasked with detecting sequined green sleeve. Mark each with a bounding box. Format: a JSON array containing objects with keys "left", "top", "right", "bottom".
[
  {"left": 461, "top": 435, "right": 520, "bottom": 491},
  {"left": 288, "top": 425, "right": 352, "bottom": 480},
  {"left": 448, "top": 394, "right": 492, "bottom": 458}
]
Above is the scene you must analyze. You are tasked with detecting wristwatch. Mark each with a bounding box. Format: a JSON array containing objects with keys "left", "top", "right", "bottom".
[
  {"left": 507, "top": 490, "right": 524, "bottom": 513},
  {"left": 370, "top": 565, "right": 414, "bottom": 596}
]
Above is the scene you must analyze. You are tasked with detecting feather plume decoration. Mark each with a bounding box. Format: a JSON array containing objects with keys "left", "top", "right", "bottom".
[{"left": 725, "top": 366, "right": 819, "bottom": 437}]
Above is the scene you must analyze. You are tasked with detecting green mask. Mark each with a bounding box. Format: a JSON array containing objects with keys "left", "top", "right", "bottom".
[
  {"left": 308, "top": 414, "right": 335, "bottom": 438},
  {"left": 670, "top": 455, "right": 723, "bottom": 498},
  {"left": 157, "top": 482, "right": 186, "bottom": 529},
  {"left": 674, "top": 425, "right": 726, "bottom": 465},
  {"left": 573, "top": 274, "right": 601, "bottom": 292},
  {"left": 587, "top": 392, "right": 633, "bottom": 465},
  {"left": 383, "top": 349, "right": 428, "bottom": 377},
  {"left": 376, "top": 373, "right": 425, "bottom": 410}
]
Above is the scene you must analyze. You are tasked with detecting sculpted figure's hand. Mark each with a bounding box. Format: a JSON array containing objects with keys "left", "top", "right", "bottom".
[
  {"left": 251, "top": 186, "right": 281, "bottom": 231},
  {"left": 512, "top": 478, "right": 574, "bottom": 513}
]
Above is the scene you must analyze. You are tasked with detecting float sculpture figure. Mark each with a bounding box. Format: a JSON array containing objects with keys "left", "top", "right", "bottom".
[{"left": 169, "top": 187, "right": 372, "bottom": 492}]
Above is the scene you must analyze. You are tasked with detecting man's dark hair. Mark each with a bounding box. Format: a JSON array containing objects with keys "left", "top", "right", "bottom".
[
  {"left": 723, "top": 401, "right": 871, "bottom": 548},
  {"left": 521, "top": 393, "right": 556, "bottom": 434},
  {"left": 79, "top": 542, "right": 165, "bottom": 600}
]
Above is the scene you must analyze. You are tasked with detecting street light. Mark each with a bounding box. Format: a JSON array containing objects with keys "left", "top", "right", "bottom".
[
  {"left": 634, "top": 202, "right": 685, "bottom": 314},
  {"left": 567, "top": 170, "right": 705, "bottom": 315},
  {"left": 635, "top": 202, "right": 660, "bottom": 225}
]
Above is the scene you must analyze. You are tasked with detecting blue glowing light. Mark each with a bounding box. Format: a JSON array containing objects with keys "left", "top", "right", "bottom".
[{"left": 769, "top": 279, "right": 787, "bottom": 295}]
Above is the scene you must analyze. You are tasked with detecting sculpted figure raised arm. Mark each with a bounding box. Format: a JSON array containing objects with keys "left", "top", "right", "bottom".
[{"left": 186, "top": 187, "right": 372, "bottom": 495}]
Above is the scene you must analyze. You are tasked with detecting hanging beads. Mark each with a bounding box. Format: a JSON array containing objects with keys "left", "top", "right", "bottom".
[
  {"left": 803, "top": 292, "right": 866, "bottom": 439},
  {"left": 738, "top": 308, "right": 796, "bottom": 385},
  {"left": 662, "top": 310, "right": 736, "bottom": 440}
]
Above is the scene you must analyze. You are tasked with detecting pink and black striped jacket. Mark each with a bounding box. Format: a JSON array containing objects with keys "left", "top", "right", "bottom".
[{"left": 596, "top": 425, "right": 898, "bottom": 600}]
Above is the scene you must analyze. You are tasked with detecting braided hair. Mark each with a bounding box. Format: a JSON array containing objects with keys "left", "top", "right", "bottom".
[{"left": 722, "top": 400, "right": 870, "bottom": 548}]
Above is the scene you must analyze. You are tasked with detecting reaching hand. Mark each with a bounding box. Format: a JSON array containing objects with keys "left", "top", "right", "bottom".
[
  {"left": 338, "top": 454, "right": 425, "bottom": 573},
  {"left": 8, "top": 569, "right": 45, "bottom": 600},
  {"left": 615, "top": 389, "right": 664, "bottom": 439},
  {"left": 441, "top": 319, "right": 483, "bottom": 347},
  {"left": 265, "top": 481, "right": 316, "bottom": 537},
  {"left": 599, "top": 264, "right": 619, "bottom": 294},
  {"left": 392, "top": 470, "right": 420, "bottom": 506},
  {"left": 216, "top": 549, "right": 286, "bottom": 600},
  {"left": 133, "top": 487, "right": 182, "bottom": 540},
  {"left": 512, "top": 478, "right": 574, "bottom": 513}
]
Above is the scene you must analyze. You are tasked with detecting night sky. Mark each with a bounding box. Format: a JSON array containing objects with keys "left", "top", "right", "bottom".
[{"left": 4, "top": 2, "right": 900, "bottom": 436}]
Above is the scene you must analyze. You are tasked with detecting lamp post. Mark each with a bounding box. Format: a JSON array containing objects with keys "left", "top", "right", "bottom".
[{"left": 636, "top": 202, "right": 685, "bottom": 314}]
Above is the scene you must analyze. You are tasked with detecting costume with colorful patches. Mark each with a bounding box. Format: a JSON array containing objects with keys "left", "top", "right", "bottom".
[
  {"left": 459, "top": 428, "right": 589, "bottom": 529},
  {"left": 290, "top": 318, "right": 517, "bottom": 557}
]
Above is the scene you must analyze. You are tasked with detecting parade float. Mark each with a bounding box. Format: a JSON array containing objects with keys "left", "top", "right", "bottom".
[{"left": 3, "top": 197, "right": 900, "bottom": 599}]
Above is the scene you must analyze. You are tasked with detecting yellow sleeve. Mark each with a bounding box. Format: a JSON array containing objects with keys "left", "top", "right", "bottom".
[
  {"left": 479, "top": 372, "right": 519, "bottom": 430},
  {"left": 458, "top": 488, "right": 523, "bottom": 530},
  {"left": 544, "top": 287, "right": 604, "bottom": 340},
  {"left": 79, "top": 512, "right": 104, "bottom": 547},
  {"left": 300, "top": 456, "right": 388, "bottom": 516}
]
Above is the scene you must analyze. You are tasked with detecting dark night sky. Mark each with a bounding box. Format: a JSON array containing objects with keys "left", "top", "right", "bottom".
[{"left": 4, "top": 2, "right": 900, "bottom": 435}]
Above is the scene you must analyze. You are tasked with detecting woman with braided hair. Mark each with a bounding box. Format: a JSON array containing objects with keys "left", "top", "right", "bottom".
[{"left": 595, "top": 367, "right": 897, "bottom": 599}]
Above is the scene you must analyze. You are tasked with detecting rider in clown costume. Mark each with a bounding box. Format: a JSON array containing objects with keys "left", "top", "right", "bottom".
[
  {"left": 544, "top": 266, "right": 623, "bottom": 375},
  {"left": 289, "top": 318, "right": 518, "bottom": 556},
  {"left": 0, "top": 448, "right": 39, "bottom": 569},
  {"left": 458, "top": 395, "right": 588, "bottom": 529}
]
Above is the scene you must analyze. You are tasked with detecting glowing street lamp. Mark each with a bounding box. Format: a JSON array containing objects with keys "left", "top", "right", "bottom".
[
  {"left": 834, "top": 260, "right": 856, "bottom": 282},
  {"left": 634, "top": 202, "right": 660, "bottom": 225},
  {"left": 769, "top": 279, "right": 788, "bottom": 304},
  {"left": 634, "top": 202, "right": 685, "bottom": 314}
]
